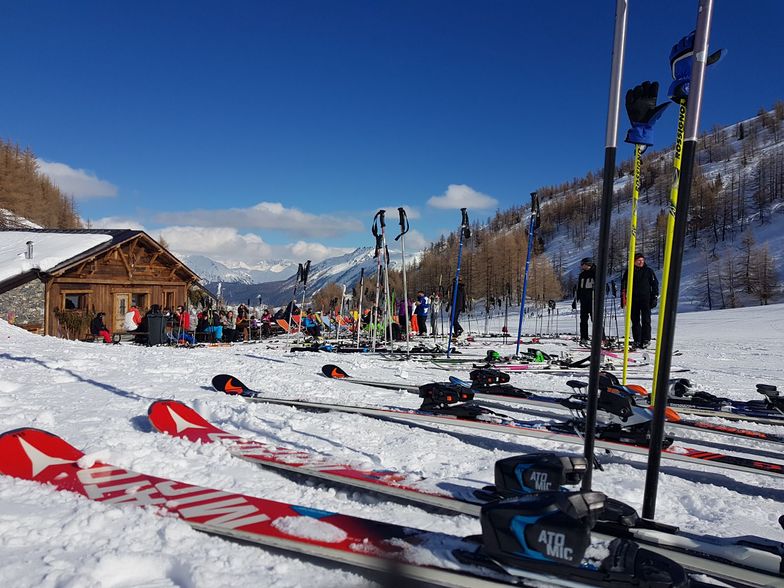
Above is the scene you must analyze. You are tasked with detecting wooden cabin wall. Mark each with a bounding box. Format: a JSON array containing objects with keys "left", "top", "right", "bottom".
[{"left": 44, "top": 238, "right": 196, "bottom": 338}]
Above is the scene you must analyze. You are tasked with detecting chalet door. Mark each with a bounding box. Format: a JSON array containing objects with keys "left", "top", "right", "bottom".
[{"left": 114, "top": 293, "right": 131, "bottom": 332}]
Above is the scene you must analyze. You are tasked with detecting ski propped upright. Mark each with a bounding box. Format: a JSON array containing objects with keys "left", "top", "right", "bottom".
[
  {"left": 148, "top": 400, "right": 784, "bottom": 587},
  {"left": 211, "top": 374, "right": 784, "bottom": 481},
  {"left": 0, "top": 427, "right": 697, "bottom": 588}
]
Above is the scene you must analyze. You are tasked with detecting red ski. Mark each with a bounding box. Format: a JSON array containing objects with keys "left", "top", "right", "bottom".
[
  {"left": 0, "top": 427, "right": 691, "bottom": 588},
  {"left": 148, "top": 400, "right": 479, "bottom": 514}
]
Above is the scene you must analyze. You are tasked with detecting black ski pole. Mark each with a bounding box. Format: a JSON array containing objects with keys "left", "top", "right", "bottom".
[
  {"left": 644, "top": 1, "right": 716, "bottom": 519},
  {"left": 447, "top": 209, "right": 470, "bottom": 357},
  {"left": 395, "top": 207, "right": 411, "bottom": 354},
  {"left": 582, "top": 0, "right": 628, "bottom": 492}
]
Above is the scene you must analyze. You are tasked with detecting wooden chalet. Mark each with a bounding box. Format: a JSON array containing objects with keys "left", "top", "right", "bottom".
[{"left": 0, "top": 228, "right": 205, "bottom": 339}]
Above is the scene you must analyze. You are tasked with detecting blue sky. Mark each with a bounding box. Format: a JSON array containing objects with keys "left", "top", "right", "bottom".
[{"left": 2, "top": 1, "right": 782, "bottom": 266}]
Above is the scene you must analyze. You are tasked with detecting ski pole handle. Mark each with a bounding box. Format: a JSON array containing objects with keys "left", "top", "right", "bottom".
[
  {"left": 378, "top": 209, "right": 386, "bottom": 228},
  {"left": 395, "top": 207, "right": 409, "bottom": 241},
  {"left": 460, "top": 208, "right": 471, "bottom": 239}
]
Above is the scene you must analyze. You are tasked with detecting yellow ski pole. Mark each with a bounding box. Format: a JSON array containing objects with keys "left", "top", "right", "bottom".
[
  {"left": 651, "top": 98, "right": 686, "bottom": 402},
  {"left": 622, "top": 144, "right": 642, "bottom": 385}
]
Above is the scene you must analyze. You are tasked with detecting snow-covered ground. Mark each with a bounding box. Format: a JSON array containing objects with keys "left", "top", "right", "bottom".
[{"left": 1, "top": 303, "right": 783, "bottom": 587}]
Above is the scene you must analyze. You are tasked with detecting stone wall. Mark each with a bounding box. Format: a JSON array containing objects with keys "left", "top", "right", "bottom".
[{"left": 0, "top": 279, "right": 45, "bottom": 326}]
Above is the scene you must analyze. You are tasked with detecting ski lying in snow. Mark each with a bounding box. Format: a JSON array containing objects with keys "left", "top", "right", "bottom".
[
  {"left": 472, "top": 362, "right": 690, "bottom": 375},
  {"left": 321, "top": 365, "right": 784, "bottom": 448},
  {"left": 148, "top": 400, "right": 784, "bottom": 587},
  {"left": 212, "top": 374, "right": 784, "bottom": 481},
  {"left": 148, "top": 399, "right": 482, "bottom": 515},
  {"left": 0, "top": 428, "right": 702, "bottom": 588}
]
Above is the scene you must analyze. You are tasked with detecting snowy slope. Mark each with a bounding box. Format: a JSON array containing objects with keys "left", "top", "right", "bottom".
[
  {"left": 540, "top": 108, "right": 784, "bottom": 308},
  {"left": 0, "top": 303, "right": 783, "bottom": 587}
]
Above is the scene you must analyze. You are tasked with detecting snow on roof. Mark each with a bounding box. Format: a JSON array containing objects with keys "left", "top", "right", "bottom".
[{"left": 0, "top": 231, "right": 113, "bottom": 283}]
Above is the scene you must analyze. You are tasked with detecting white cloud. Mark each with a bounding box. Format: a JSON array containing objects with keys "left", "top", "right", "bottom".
[
  {"left": 37, "top": 159, "right": 118, "bottom": 199},
  {"left": 285, "top": 241, "right": 353, "bottom": 262},
  {"left": 155, "top": 201, "right": 363, "bottom": 239},
  {"left": 159, "top": 226, "right": 350, "bottom": 265},
  {"left": 427, "top": 184, "right": 498, "bottom": 210},
  {"left": 87, "top": 216, "right": 146, "bottom": 230},
  {"left": 162, "top": 226, "right": 273, "bottom": 261},
  {"left": 402, "top": 229, "right": 430, "bottom": 251}
]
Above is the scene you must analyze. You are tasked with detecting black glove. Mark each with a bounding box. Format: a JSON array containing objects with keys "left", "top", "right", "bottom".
[
  {"left": 624, "top": 81, "right": 670, "bottom": 146},
  {"left": 571, "top": 301, "right": 577, "bottom": 310},
  {"left": 650, "top": 296, "right": 658, "bottom": 309}
]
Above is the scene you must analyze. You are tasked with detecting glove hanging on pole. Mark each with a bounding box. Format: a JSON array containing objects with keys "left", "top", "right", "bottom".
[
  {"left": 668, "top": 31, "right": 726, "bottom": 101},
  {"left": 625, "top": 81, "right": 669, "bottom": 147}
]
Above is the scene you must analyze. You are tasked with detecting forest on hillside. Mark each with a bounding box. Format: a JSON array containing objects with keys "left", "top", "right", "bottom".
[
  {"left": 378, "top": 102, "right": 784, "bottom": 311},
  {"left": 0, "top": 139, "right": 81, "bottom": 229}
]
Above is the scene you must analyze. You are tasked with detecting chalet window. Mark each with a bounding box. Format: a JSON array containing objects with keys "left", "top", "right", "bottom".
[
  {"left": 132, "top": 294, "right": 148, "bottom": 311},
  {"left": 164, "top": 291, "right": 175, "bottom": 310},
  {"left": 63, "top": 293, "right": 88, "bottom": 310}
]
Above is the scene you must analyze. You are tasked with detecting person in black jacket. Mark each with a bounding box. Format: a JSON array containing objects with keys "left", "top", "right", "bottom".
[
  {"left": 90, "top": 312, "right": 112, "bottom": 343},
  {"left": 446, "top": 280, "right": 467, "bottom": 338},
  {"left": 621, "top": 253, "right": 659, "bottom": 349},
  {"left": 572, "top": 257, "right": 595, "bottom": 345}
]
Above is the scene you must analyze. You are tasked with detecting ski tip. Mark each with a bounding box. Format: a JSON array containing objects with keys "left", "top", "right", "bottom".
[
  {"left": 212, "top": 374, "right": 251, "bottom": 395},
  {"left": 0, "top": 427, "right": 84, "bottom": 479},
  {"left": 322, "top": 364, "right": 348, "bottom": 379},
  {"left": 148, "top": 400, "right": 223, "bottom": 437}
]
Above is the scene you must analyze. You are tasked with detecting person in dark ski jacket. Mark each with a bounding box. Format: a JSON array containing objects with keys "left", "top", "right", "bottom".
[
  {"left": 414, "top": 291, "right": 430, "bottom": 336},
  {"left": 572, "top": 257, "right": 595, "bottom": 345},
  {"left": 446, "top": 281, "right": 466, "bottom": 338},
  {"left": 90, "top": 312, "right": 112, "bottom": 343},
  {"left": 621, "top": 253, "right": 659, "bottom": 349}
]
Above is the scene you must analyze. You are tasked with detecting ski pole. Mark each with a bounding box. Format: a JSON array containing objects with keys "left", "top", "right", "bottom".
[
  {"left": 356, "top": 268, "right": 365, "bottom": 349},
  {"left": 447, "top": 209, "right": 470, "bottom": 358},
  {"left": 335, "top": 284, "right": 346, "bottom": 347},
  {"left": 299, "top": 260, "right": 311, "bottom": 343},
  {"left": 394, "top": 207, "right": 411, "bottom": 355},
  {"left": 622, "top": 144, "right": 642, "bottom": 385},
  {"left": 645, "top": 2, "right": 716, "bottom": 519},
  {"left": 611, "top": 281, "right": 620, "bottom": 341},
  {"left": 376, "top": 210, "right": 394, "bottom": 347},
  {"left": 583, "top": 0, "right": 628, "bottom": 492},
  {"left": 371, "top": 218, "right": 384, "bottom": 351},
  {"left": 515, "top": 193, "right": 540, "bottom": 357}
]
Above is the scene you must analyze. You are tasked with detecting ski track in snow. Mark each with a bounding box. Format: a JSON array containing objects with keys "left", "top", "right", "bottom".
[{"left": 0, "top": 303, "right": 783, "bottom": 586}]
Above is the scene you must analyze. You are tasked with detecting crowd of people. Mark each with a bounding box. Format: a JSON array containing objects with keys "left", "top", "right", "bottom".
[
  {"left": 87, "top": 257, "right": 657, "bottom": 349},
  {"left": 89, "top": 302, "right": 278, "bottom": 346}
]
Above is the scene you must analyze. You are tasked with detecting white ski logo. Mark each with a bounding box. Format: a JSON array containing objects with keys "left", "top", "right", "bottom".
[
  {"left": 78, "top": 466, "right": 270, "bottom": 529},
  {"left": 537, "top": 530, "right": 573, "bottom": 561},
  {"left": 17, "top": 437, "right": 77, "bottom": 477},
  {"left": 528, "top": 471, "right": 552, "bottom": 491}
]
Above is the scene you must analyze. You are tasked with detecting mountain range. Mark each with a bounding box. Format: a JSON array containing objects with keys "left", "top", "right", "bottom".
[{"left": 196, "top": 246, "right": 406, "bottom": 307}]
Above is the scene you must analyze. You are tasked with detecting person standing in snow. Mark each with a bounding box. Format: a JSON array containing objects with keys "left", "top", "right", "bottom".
[
  {"left": 414, "top": 290, "right": 430, "bottom": 336},
  {"left": 429, "top": 291, "right": 440, "bottom": 336},
  {"left": 446, "top": 280, "right": 466, "bottom": 338},
  {"left": 621, "top": 253, "right": 659, "bottom": 349},
  {"left": 572, "top": 257, "right": 595, "bottom": 345}
]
